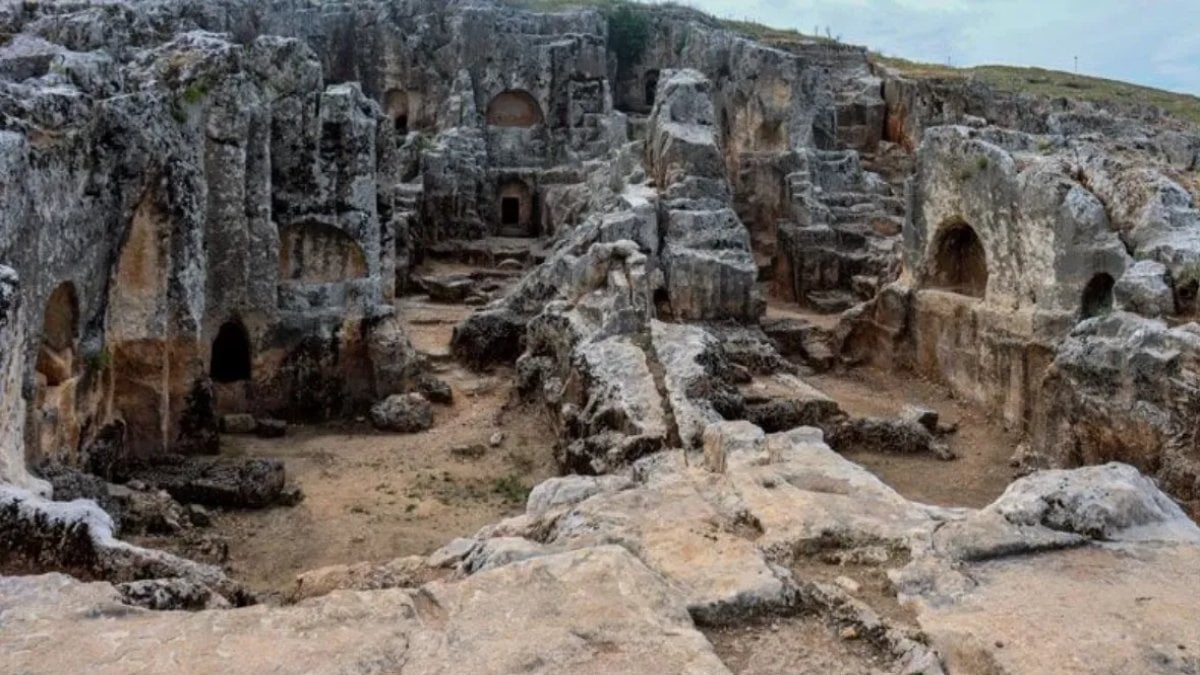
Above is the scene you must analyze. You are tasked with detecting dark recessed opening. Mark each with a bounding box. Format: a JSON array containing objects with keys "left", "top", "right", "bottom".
[
  {"left": 644, "top": 70, "right": 660, "bottom": 107},
  {"left": 930, "top": 222, "right": 988, "bottom": 298},
  {"left": 501, "top": 197, "right": 521, "bottom": 226},
  {"left": 1081, "top": 273, "right": 1115, "bottom": 319},
  {"left": 211, "top": 320, "right": 252, "bottom": 384},
  {"left": 395, "top": 114, "right": 408, "bottom": 135}
]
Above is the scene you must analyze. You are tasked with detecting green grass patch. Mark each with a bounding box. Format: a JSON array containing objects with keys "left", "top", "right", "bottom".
[
  {"left": 86, "top": 347, "right": 112, "bottom": 373},
  {"left": 180, "top": 82, "right": 209, "bottom": 105}
]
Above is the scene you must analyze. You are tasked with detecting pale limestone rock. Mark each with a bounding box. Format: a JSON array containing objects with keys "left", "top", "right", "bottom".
[
  {"left": 525, "top": 475, "right": 632, "bottom": 516},
  {"left": 427, "top": 537, "right": 479, "bottom": 568},
  {"left": 0, "top": 547, "right": 732, "bottom": 675},
  {"left": 369, "top": 393, "right": 433, "bottom": 433}
]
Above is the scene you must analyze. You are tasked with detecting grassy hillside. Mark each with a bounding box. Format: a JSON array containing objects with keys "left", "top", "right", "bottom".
[
  {"left": 502, "top": 0, "right": 1200, "bottom": 126},
  {"left": 875, "top": 56, "right": 1200, "bottom": 126}
]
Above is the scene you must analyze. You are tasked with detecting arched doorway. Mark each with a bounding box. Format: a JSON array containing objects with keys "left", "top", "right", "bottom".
[
  {"left": 928, "top": 222, "right": 988, "bottom": 298},
  {"left": 486, "top": 90, "right": 544, "bottom": 128},
  {"left": 1080, "top": 273, "right": 1115, "bottom": 319},
  {"left": 211, "top": 320, "right": 252, "bottom": 383}
]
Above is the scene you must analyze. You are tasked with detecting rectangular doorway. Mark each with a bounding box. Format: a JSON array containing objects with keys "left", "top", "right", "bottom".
[{"left": 501, "top": 197, "right": 520, "bottom": 226}]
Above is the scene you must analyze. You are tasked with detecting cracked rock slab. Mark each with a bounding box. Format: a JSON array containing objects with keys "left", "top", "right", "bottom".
[{"left": 0, "top": 547, "right": 731, "bottom": 675}]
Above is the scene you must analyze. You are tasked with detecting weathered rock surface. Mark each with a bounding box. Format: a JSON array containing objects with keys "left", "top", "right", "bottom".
[
  {"left": 117, "top": 577, "right": 231, "bottom": 611},
  {"left": 124, "top": 455, "right": 289, "bottom": 509},
  {"left": 1115, "top": 259, "right": 1176, "bottom": 317},
  {"left": 650, "top": 320, "right": 736, "bottom": 449},
  {"left": 648, "top": 70, "right": 762, "bottom": 322},
  {"left": 369, "top": 393, "right": 433, "bottom": 433},
  {"left": 0, "top": 485, "right": 248, "bottom": 605},
  {"left": 1033, "top": 314, "right": 1200, "bottom": 517},
  {"left": 0, "top": 266, "right": 50, "bottom": 495},
  {"left": 1, "top": 547, "right": 730, "bottom": 675},
  {"left": 289, "top": 555, "right": 433, "bottom": 602}
]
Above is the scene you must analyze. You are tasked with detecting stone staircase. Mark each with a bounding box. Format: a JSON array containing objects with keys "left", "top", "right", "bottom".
[{"left": 776, "top": 149, "right": 903, "bottom": 312}]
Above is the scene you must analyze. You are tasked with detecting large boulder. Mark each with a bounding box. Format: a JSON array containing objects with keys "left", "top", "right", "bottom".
[
  {"left": 125, "top": 456, "right": 288, "bottom": 509},
  {"left": 1114, "top": 259, "right": 1175, "bottom": 317},
  {"left": 451, "top": 308, "right": 525, "bottom": 371},
  {"left": 369, "top": 393, "right": 434, "bottom": 433},
  {"left": 1033, "top": 313, "right": 1200, "bottom": 516},
  {"left": 989, "top": 462, "right": 1200, "bottom": 542}
]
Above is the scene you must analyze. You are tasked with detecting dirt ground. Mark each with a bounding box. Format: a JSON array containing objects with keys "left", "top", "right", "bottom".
[
  {"left": 810, "top": 366, "right": 1019, "bottom": 509},
  {"left": 185, "top": 282, "right": 1013, "bottom": 595},
  {"left": 195, "top": 291, "right": 558, "bottom": 596},
  {"left": 705, "top": 614, "right": 893, "bottom": 675}
]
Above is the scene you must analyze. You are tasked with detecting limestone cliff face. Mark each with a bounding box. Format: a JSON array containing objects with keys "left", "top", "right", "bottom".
[
  {"left": 0, "top": 267, "right": 50, "bottom": 493},
  {"left": 0, "top": 7, "right": 411, "bottom": 467}
]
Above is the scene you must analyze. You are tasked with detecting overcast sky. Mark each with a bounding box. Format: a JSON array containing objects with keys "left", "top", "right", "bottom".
[{"left": 668, "top": 0, "right": 1200, "bottom": 95}]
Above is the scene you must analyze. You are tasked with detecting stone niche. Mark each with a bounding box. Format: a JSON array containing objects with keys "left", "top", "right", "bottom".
[
  {"left": 1079, "top": 272, "right": 1115, "bottom": 319},
  {"left": 278, "top": 222, "right": 369, "bottom": 284},
  {"left": 276, "top": 221, "right": 377, "bottom": 313},
  {"left": 923, "top": 219, "right": 988, "bottom": 298},
  {"left": 486, "top": 90, "right": 544, "bottom": 128},
  {"left": 31, "top": 281, "right": 81, "bottom": 465}
]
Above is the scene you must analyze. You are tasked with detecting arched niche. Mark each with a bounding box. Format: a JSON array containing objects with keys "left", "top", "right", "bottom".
[
  {"left": 36, "top": 282, "right": 78, "bottom": 386},
  {"left": 1080, "top": 272, "right": 1115, "bottom": 319},
  {"left": 497, "top": 180, "right": 535, "bottom": 237},
  {"left": 486, "top": 90, "right": 544, "bottom": 128},
  {"left": 278, "top": 222, "right": 368, "bottom": 283},
  {"left": 210, "top": 319, "right": 252, "bottom": 384},
  {"left": 928, "top": 221, "right": 988, "bottom": 298},
  {"left": 384, "top": 88, "right": 410, "bottom": 135}
]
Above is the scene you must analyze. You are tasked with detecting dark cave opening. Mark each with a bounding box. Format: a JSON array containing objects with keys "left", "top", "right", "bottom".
[
  {"left": 1080, "top": 272, "right": 1115, "bottom": 319},
  {"left": 211, "top": 320, "right": 252, "bottom": 384}
]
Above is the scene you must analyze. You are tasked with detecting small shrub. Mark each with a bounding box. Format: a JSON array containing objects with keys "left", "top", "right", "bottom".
[
  {"left": 414, "top": 133, "right": 436, "bottom": 154},
  {"left": 1177, "top": 261, "right": 1200, "bottom": 287},
  {"left": 605, "top": 2, "right": 651, "bottom": 68},
  {"left": 87, "top": 347, "right": 112, "bottom": 373},
  {"left": 180, "top": 82, "right": 209, "bottom": 105},
  {"left": 975, "top": 155, "right": 990, "bottom": 171},
  {"left": 493, "top": 474, "right": 530, "bottom": 504},
  {"left": 674, "top": 26, "right": 688, "bottom": 56}
]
